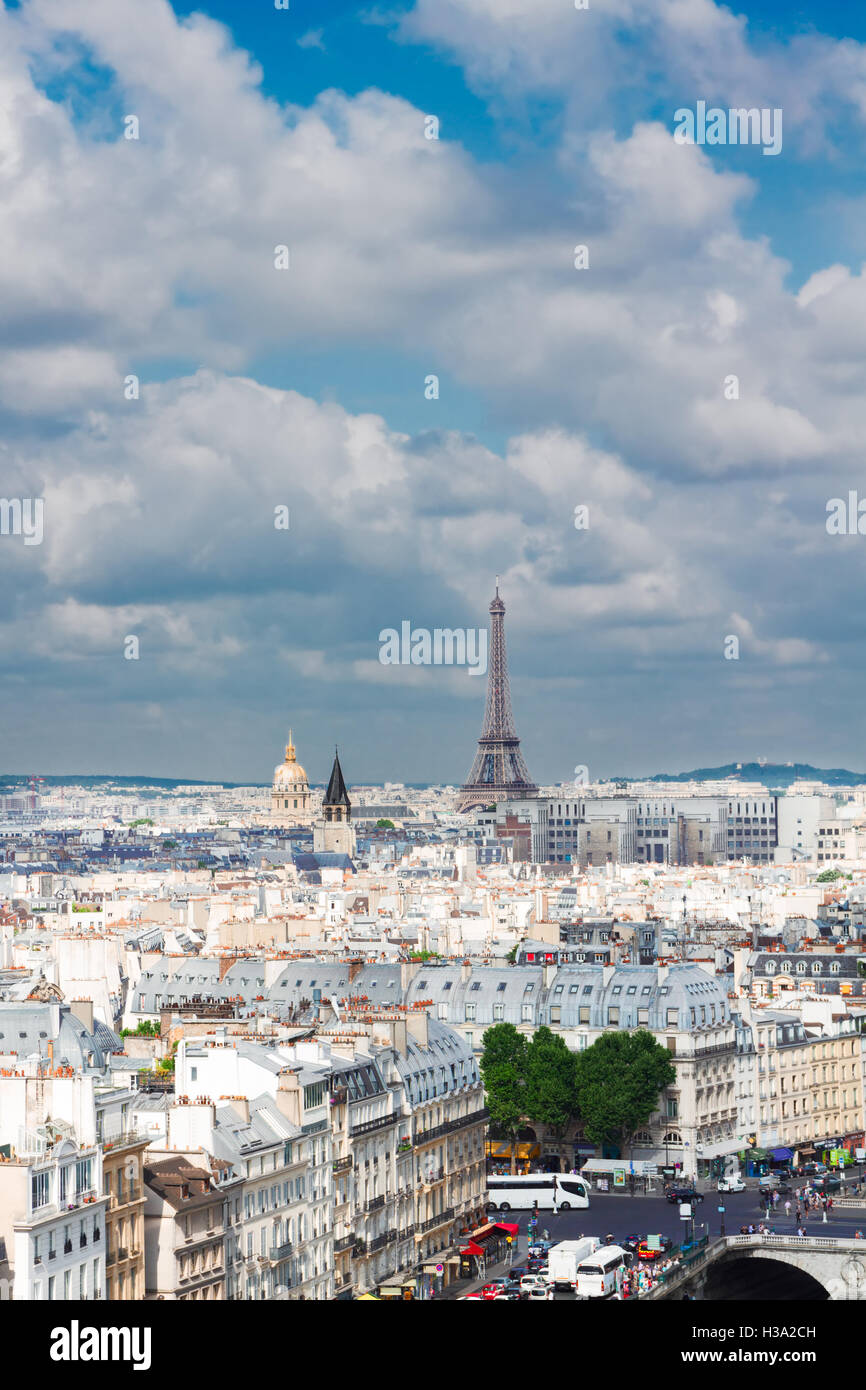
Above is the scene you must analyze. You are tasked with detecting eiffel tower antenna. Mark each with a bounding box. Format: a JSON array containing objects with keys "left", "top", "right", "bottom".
[{"left": 457, "top": 580, "right": 537, "bottom": 812}]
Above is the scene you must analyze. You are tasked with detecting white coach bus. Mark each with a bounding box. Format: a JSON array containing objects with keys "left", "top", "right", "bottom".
[{"left": 486, "top": 1172, "right": 590, "bottom": 1211}]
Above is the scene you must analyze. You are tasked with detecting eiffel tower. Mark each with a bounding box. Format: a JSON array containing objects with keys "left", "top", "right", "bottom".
[{"left": 457, "top": 579, "right": 537, "bottom": 812}]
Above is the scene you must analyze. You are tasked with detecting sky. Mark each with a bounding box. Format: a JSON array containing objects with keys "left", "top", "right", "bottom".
[{"left": 3, "top": 0, "right": 866, "bottom": 786}]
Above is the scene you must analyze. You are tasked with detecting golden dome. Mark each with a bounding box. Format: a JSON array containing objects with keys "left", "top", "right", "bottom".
[{"left": 273, "top": 729, "right": 309, "bottom": 788}]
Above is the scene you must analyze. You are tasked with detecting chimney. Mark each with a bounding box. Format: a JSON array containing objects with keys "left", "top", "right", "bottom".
[
  {"left": 226, "top": 1096, "right": 249, "bottom": 1122},
  {"left": 70, "top": 998, "right": 94, "bottom": 1032},
  {"left": 347, "top": 957, "right": 364, "bottom": 986},
  {"left": 400, "top": 959, "right": 421, "bottom": 989},
  {"left": 275, "top": 1067, "right": 302, "bottom": 1125},
  {"left": 460, "top": 958, "right": 472, "bottom": 984},
  {"left": 602, "top": 963, "right": 615, "bottom": 990},
  {"left": 406, "top": 1009, "right": 429, "bottom": 1049}
]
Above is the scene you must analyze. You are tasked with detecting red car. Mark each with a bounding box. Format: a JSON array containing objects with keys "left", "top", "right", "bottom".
[{"left": 638, "top": 1238, "right": 672, "bottom": 1262}]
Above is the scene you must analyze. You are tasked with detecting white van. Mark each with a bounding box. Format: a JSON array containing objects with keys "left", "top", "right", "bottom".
[
  {"left": 717, "top": 1173, "right": 745, "bottom": 1193},
  {"left": 575, "top": 1245, "right": 630, "bottom": 1298}
]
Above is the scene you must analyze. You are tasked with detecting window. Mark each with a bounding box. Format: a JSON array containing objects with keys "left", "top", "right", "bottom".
[
  {"left": 31, "top": 1170, "right": 50, "bottom": 1209},
  {"left": 666, "top": 1098, "right": 679, "bottom": 1119},
  {"left": 493, "top": 1004, "right": 504, "bottom": 1021},
  {"left": 666, "top": 1008, "right": 678, "bottom": 1026},
  {"left": 521, "top": 1004, "right": 533, "bottom": 1022},
  {"left": 608, "top": 1008, "right": 619, "bottom": 1025},
  {"left": 75, "top": 1159, "right": 92, "bottom": 1196},
  {"left": 465, "top": 1004, "right": 476, "bottom": 1022},
  {"left": 579, "top": 1007, "right": 590, "bottom": 1025},
  {"left": 303, "top": 1082, "right": 326, "bottom": 1109}
]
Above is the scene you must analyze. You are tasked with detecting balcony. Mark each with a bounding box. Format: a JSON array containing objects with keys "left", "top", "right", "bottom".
[
  {"left": 101, "top": 1129, "right": 151, "bottom": 1155},
  {"left": 269, "top": 1240, "right": 293, "bottom": 1261},
  {"left": 334, "top": 1233, "right": 355, "bottom": 1254},
  {"left": 413, "top": 1108, "right": 489, "bottom": 1146},
  {"left": 333, "top": 1155, "right": 353, "bottom": 1175},
  {"left": 350, "top": 1113, "right": 399, "bottom": 1138},
  {"left": 366, "top": 1230, "right": 398, "bottom": 1254},
  {"left": 365, "top": 1194, "right": 385, "bottom": 1213},
  {"left": 416, "top": 1208, "right": 455, "bottom": 1235}
]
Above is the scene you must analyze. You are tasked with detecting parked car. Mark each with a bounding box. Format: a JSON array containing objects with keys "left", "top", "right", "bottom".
[
  {"left": 813, "top": 1174, "right": 842, "bottom": 1192},
  {"left": 758, "top": 1175, "right": 792, "bottom": 1194},
  {"left": 621, "top": 1234, "right": 644, "bottom": 1254},
  {"left": 793, "top": 1162, "right": 827, "bottom": 1178},
  {"left": 666, "top": 1186, "right": 704, "bottom": 1205},
  {"left": 717, "top": 1174, "right": 746, "bottom": 1193}
]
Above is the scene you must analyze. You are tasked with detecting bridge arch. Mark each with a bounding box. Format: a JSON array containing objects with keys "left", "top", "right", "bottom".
[{"left": 703, "top": 1252, "right": 830, "bottom": 1301}]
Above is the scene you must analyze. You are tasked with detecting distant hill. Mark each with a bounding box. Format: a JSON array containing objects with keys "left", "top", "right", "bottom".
[
  {"left": 620, "top": 762, "right": 866, "bottom": 789},
  {"left": 0, "top": 774, "right": 267, "bottom": 791}
]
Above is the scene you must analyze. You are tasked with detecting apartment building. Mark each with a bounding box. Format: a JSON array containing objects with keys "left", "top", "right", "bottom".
[
  {"left": 165, "top": 1092, "right": 315, "bottom": 1301},
  {"left": 734, "top": 1005, "right": 864, "bottom": 1156},
  {"left": 327, "top": 1046, "right": 407, "bottom": 1298},
  {"left": 724, "top": 795, "right": 778, "bottom": 863},
  {"left": 172, "top": 1035, "right": 334, "bottom": 1301},
  {"left": 102, "top": 1131, "right": 148, "bottom": 1300},
  {"left": 402, "top": 961, "right": 738, "bottom": 1179},
  {"left": 510, "top": 791, "right": 778, "bottom": 867},
  {"left": 143, "top": 1156, "right": 228, "bottom": 1300},
  {"left": 0, "top": 1132, "right": 107, "bottom": 1301}
]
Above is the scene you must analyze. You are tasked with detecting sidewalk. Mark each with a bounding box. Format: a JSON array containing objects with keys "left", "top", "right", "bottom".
[{"left": 438, "top": 1247, "right": 525, "bottom": 1300}]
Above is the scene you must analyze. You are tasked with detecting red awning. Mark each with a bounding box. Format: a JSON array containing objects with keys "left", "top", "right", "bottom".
[
  {"left": 462, "top": 1241, "right": 484, "bottom": 1257},
  {"left": 464, "top": 1223, "right": 502, "bottom": 1247},
  {"left": 495, "top": 1222, "right": 519, "bottom": 1238}
]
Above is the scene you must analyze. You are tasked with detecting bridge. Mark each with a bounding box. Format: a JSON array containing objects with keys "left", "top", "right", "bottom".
[{"left": 643, "top": 1233, "right": 866, "bottom": 1301}]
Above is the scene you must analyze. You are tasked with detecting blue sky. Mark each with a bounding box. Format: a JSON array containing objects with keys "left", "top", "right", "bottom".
[{"left": 3, "top": 0, "right": 866, "bottom": 786}]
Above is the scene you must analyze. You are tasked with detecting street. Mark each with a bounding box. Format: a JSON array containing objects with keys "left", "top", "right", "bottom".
[{"left": 497, "top": 1188, "right": 866, "bottom": 1247}]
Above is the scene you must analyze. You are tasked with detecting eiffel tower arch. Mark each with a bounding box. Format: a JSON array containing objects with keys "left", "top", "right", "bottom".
[{"left": 457, "top": 580, "right": 537, "bottom": 812}]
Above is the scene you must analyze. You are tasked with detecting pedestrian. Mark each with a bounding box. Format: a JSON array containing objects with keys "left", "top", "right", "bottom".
[
  {"left": 855, "top": 1230, "right": 863, "bottom": 1240},
  {"left": 795, "top": 1207, "right": 801, "bottom": 1224},
  {"left": 798, "top": 1226, "right": 807, "bottom": 1238},
  {"left": 784, "top": 1199, "right": 791, "bottom": 1219},
  {"left": 828, "top": 1196, "right": 834, "bottom": 1213},
  {"left": 773, "top": 1190, "right": 779, "bottom": 1207}
]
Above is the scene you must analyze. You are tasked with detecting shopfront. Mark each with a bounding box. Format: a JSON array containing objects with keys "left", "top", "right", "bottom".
[{"left": 458, "top": 1222, "right": 513, "bottom": 1279}]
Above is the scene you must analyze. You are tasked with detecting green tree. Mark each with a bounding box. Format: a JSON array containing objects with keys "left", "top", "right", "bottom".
[
  {"left": 480, "top": 1023, "right": 528, "bottom": 1174},
  {"left": 574, "top": 1030, "right": 675, "bottom": 1159},
  {"left": 816, "top": 868, "right": 843, "bottom": 882},
  {"left": 376, "top": 818, "right": 395, "bottom": 829},
  {"left": 525, "top": 1027, "right": 578, "bottom": 1156}
]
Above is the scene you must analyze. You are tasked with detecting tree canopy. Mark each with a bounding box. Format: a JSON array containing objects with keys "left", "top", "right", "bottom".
[
  {"left": 525, "top": 1026, "right": 578, "bottom": 1134},
  {"left": 574, "top": 1029, "right": 675, "bottom": 1155},
  {"left": 480, "top": 1023, "right": 528, "bottom": 1171}
]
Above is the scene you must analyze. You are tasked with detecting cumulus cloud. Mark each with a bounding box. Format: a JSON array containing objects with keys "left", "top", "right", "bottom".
[{"left": 0, "top": 0, "right": 864, "bottom": 778}]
